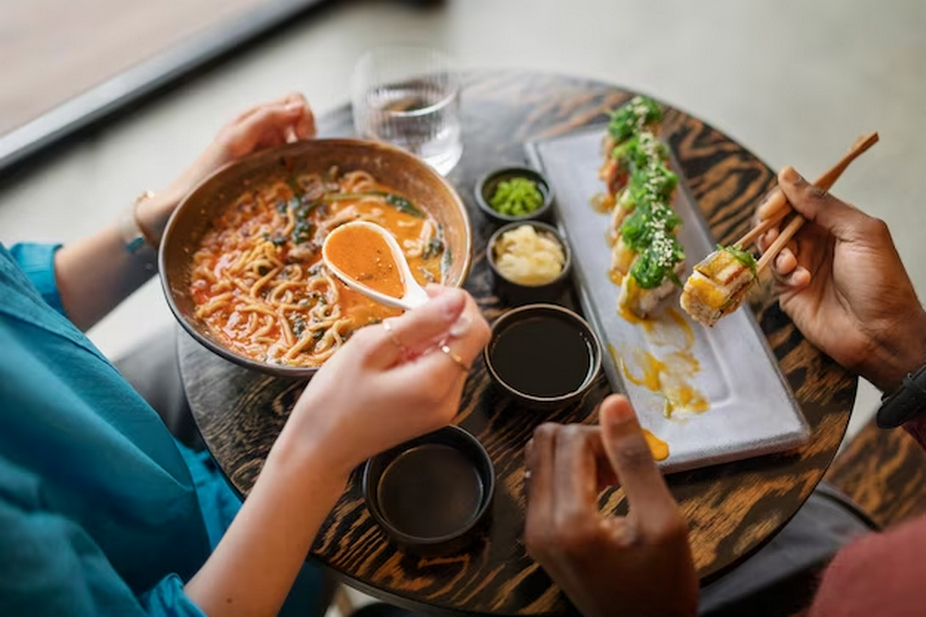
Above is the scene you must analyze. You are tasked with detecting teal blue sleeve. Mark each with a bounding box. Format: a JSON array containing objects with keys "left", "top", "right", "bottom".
[
  {"left": 8, "top": 243, "right": 66, "bottom": 316},
  {"left": 0, "top": 463, "right": 205, "bottom": 617},
  {"left": 138, "top": 575, "right": 207, "bottom": 617},
  {"left": 174, "top": 444, "right": 323, "bottom": 617},
  {"left": 174, "top": 442, "right": 242, "bottom": 550}
]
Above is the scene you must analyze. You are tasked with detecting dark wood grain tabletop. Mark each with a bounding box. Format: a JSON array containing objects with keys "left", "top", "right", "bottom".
[{"left": 177, "top": 70, "right": 856, "bottom": 615}]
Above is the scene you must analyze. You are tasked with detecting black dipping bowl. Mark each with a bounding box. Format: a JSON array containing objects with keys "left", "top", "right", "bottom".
[
  {"left": 474, "top": 166, "right": 554, "bottom": 223},
  {"left": 363, "top": 426, "right": 495, "bottom": 554},
  {"left": 486, "top": 221, "right": 572, "bottom": 305},
  {"left": 485, "top": 304, "right": 602, "bottom": 409}
]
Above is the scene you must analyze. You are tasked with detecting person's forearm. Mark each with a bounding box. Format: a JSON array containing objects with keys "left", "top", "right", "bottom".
[
  {"left": 54, "top": 192, "right": 178, "bottom": 330},
  {"left": 858, "top": 307, "right": 926, "bottom": 452},
  {"left": 860, "top": 308, "right": 926, "bottom": 393},
  {"left": 53, "top": 223, "right": 156, "bottom": 331},
  {"left": 184, "top": 430, "right": 349, "bottom": 617}
]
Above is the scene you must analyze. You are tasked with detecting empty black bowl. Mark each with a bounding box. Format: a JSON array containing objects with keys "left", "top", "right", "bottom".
[
  {"left": 474, "top": 166, "right": 554, "bottom": 223},
  {"left": 363, "top": 426, "right": 495, "bottom": 554},
  {"left": 484, "top": 304, "right": 602, "bottom": 409}
]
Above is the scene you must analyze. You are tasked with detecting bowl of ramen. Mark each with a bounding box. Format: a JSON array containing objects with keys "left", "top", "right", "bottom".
[{"left": 159, "top": 139, "right": 472, "bottom": 377}]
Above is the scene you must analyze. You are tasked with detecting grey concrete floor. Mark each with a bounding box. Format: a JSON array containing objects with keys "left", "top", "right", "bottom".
[{"left": 2, "top": 0, "right": 925, "bottom": 444}]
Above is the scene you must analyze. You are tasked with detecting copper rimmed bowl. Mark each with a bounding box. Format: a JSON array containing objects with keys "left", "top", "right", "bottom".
[{"left": 159, "top": 139, "right": 473, "bottom": 378}]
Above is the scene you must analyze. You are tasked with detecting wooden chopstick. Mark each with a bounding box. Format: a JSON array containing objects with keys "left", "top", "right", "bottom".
[
  {"left": 735, "top": 131, "right": 880, "bottom": 249},
  {"left": 754, "top": 131, "right": 880, "bottom": 273},
  {"left": 756, "top": 214, "right": 805, "bottom": 272},
  {"left": 736, "top": 206, "right": 789, "bottom": 248}
]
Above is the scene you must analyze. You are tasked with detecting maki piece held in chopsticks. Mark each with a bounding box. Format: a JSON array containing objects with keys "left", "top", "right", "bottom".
[
  {"left": 680, "top": 245, "right": 757, "bottom": 327},
  {"left": 678, "top": 131, "right": 879, "bottom": 328}
]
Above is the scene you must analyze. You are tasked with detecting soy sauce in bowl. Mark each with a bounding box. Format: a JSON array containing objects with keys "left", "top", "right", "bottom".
[
  {"left": 485, "top": 304, "right": 602, "bottom": 407},
  {"left": 362, "top": 426, "right": 495, "bottom": 554},
  {"left": 377, "top": 444, "right": 484, "bottom": 539}
]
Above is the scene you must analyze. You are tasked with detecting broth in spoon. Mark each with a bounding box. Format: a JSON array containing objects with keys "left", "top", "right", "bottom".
[
  {"left": 323, "top": 221, "right": 429, "bottom": 311},
  {"left": 324, "top": 222, "right": 405, "bottom": 299}
]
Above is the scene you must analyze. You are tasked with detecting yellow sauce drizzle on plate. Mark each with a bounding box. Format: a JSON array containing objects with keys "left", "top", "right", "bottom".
[
  {"left": 590, "top": 192, "right": 616, "bottom": 214},
  {"left": 605, "top": 343, "right": 672, "bottom": 461},
  {"left": 611, "top": 306, "right": 710, "bottom": 417},
  {"left": 642, "top": 429, "right": 670, "bottom": 461},
  {"left": 620, "top": 349, "right": 709, "bottom": 417}
]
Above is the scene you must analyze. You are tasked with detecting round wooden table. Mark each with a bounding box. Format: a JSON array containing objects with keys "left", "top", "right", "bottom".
[{"left": 178, "top": 70, "right": 856, "bottom": 615}]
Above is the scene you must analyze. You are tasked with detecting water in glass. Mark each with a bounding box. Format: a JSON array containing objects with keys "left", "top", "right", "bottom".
[{"left": 353, "top": 48, "right": 462, "bottom": 175}]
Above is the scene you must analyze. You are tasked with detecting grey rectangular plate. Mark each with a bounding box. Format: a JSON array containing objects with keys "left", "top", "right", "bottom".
[{"left": 526, "top": 127, "right": 809, "bottom": 473}]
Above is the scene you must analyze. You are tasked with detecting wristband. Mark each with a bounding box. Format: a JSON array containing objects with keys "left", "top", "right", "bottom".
[
  {"left": 118, "top": 191, "right": 159, "bottom": 271},
  {"left": 876, "top": 361, "right": 926, "bottom": 428}
]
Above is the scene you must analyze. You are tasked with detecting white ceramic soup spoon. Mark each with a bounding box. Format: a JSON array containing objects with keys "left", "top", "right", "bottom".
[
  {"left": 322, "top": 220, "right": 430, "bottom": 311},
  {"left": 323, "top": 221, "right": 472, "bottom": 338}
]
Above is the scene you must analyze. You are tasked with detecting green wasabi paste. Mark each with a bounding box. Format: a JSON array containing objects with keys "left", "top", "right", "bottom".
[{"left": 489, "top": 177, "right": 544, "bottom": 217}]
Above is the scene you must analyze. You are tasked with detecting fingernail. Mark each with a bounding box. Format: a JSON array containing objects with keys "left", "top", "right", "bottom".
[
  {"left": 285, "top": 102, "right": 302, "bottom": 113},
  {"left": 601, "top": 394, "right": 633, "bottom": 423},
  {"left": 434, "top": 288, "right": 466, "bottom": 319},
  {"left": 781, "top": 166, "right": 804, "bottom": 184},
  {"left": 449, "top": 313, "right": 472, "bottom": 338}
]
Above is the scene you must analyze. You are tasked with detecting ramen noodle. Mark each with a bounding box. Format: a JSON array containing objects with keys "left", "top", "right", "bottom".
[{"left": 190, "top": 167, "right": 446, "bottom": 367}]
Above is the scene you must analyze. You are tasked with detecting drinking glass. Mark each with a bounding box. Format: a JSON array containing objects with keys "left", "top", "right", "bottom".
[{"left": 352, "top": 46, "right": 462, "bottom": 175}]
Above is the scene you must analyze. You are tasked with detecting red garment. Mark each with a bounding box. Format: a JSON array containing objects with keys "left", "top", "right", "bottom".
[
  {"left": 809, "top": 515, "right": 926, "bottom": 617},
  {"left": 807, "top": 416, "right": 926, "bottom": 617}
]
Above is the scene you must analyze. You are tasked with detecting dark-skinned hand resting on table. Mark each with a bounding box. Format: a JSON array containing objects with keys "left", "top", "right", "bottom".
[{"left": 524, "top": 395, "right": 698, "bottom": 617}]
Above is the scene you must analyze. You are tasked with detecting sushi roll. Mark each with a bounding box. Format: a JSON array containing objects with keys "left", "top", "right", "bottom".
[
  {"left": 596, "top": 95, "right": 689, "bottom": 319},
  {"left": 610, "top": 237, "right": 636, "bottom": 282},
  {"left": 620, "top": 263, "right": 686, "bottom": 318},
  {"left": 607, "top": 96, "right": 664, "bottom": 147},
  {"left": 608, "top": 160, "right": 679, "bottom": 243},
  {"left": 599, "top": 97, "right": 665, "bottom": 198},
  {"left": 680, "top": 246, "right": 757, "bottom": 327},
  {"left": 618, "top": 228, "right": 686, "bottom": 317},
  {"left": 610, "top": 197, "right": 682, "bottom": 282}
]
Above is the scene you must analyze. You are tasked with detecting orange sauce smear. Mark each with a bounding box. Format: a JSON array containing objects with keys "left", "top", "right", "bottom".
[
  {"left": 620, "top": 348, "right": 709, "bottom": 417},
  {"left": 590, "top": 192, "right": 616, "bottom": 214},
  {"left": 609, "top": 302, "right": 711, "bottom": 418},
  {"left": 642, "top": 429, "right": 670, "bottom": 461},
  {"left": 326, "top": 225, "right": 404, "bottom": 298},
  {"left": 619, "top": 303, "right": 655, "bottom": 332},
  {"left": 602, "top": 342, "right": 672, "bottom": 460}
]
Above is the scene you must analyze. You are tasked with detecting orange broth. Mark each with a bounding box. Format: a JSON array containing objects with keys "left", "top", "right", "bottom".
[
  {"left": 189, "top": 170, "right": 444, "bottom": 367},
  {"left": 326, "top": 224, "right": 404, "bottom": 299}
]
